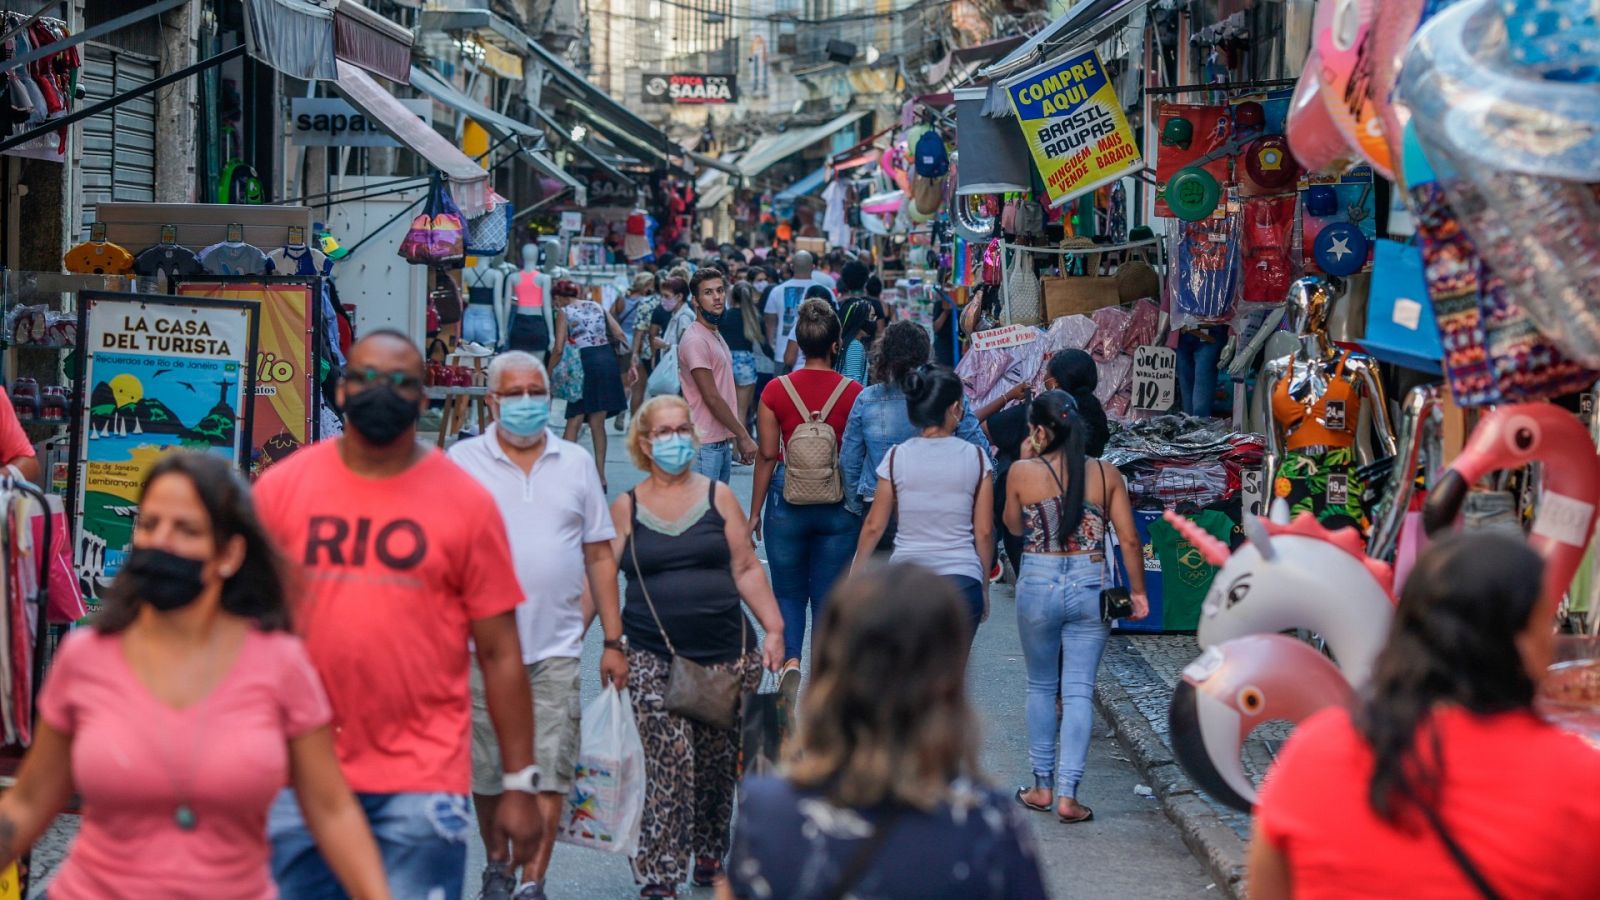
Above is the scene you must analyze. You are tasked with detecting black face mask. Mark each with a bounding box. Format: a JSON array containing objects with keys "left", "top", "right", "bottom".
[
  {"left": 121, "top": 547, "right": 206, "bottom": 612},
  {"left": 344, "top": 383, "right": 420, "bottom": 446}
]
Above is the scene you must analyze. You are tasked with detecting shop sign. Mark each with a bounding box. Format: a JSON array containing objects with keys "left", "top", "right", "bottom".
[
  {"left": 73, "top": 292, "right": 259, "bottom": 601},
  {"left": 1003, "top": 49, "right": 1143, "bottom": 209},
  {"left": 642, "top": 73, "right": 738, "bottom": 104},
  {"left": 1131, "top": 344, "right": 1177, "bottom": 412},
  {"left": 571, "top": 166, "right": 637, "bottom": 207},
  {"left": 176, "top": 281, "right": 318, "bottom": 478},
  {"left": 291, "top": 98, "right": 433, "bottom": 147},
  {"left": 968, "top": 324, "right": 1038, "bottom": 352}
]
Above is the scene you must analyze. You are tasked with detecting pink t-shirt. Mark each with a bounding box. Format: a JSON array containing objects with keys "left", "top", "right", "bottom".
[
  {"left": 39, "top": 627, "right": 330, "bottom": 900},
  {"left": 0, "top": 388, "right": 35, "bottom": 464},
  {"left": 678, "top": 320, "right": 736, "bottom": 444}
]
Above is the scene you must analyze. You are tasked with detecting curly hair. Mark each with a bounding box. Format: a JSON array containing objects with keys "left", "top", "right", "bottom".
[{"left": 871, "top": 320, "right": 931, "bottom": 386}]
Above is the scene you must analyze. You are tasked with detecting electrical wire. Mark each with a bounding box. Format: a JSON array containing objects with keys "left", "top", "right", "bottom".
[{"left": 588, "top": 0, "right": 962, "bottom": 27}]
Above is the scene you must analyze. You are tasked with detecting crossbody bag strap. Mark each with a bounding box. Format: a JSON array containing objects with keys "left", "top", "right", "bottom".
[
  {"left": 626, "top": 489, "right": 678, "bottom": 657},
  {"left": 1099, "top": 462, "right": 1117, "bottom": 575},
  {"left": 1417, "top": 800, "right": 1503, "bottom": 900},
  {"left": 822, "top": 806, "right": 905, "bottom": 900}
]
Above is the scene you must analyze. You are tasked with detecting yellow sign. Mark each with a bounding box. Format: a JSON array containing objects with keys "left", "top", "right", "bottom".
[
  {"left": 1004, "top": 49, "right": 1143, "bottom": 208},
  {"left": 0, "top": 861, "right": 20, "bottom": 900}
]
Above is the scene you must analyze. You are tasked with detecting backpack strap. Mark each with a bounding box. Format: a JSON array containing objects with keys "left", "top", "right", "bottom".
[
  {"left": 888, "top": 446, "right": 898, "bottom": 494},
  {"left": 816, "top": 376, "right": 852, "bottom": 422},
  {"left": 777, "top": 374, "right": 816, "bottom": 421}
]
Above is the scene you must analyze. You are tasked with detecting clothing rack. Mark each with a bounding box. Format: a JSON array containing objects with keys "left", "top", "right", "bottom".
[
  {"left": 1003, "top": 237, "right": 1160, "bottom": 256},
  {"left": 1145, "top": 78, "right": 1298, "bottom": 97}
]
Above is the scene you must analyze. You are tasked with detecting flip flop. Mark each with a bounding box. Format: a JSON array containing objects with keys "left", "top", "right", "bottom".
[
  {"left": 1058, "top": 804, "right": 1094, "bottom": 824},
  {"left": 1015, "top": 787, "right": 1052, "bottom": 813}
]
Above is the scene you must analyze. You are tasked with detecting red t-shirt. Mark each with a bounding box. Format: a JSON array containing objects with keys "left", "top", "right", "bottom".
[
  {"left": 1255, "top": 707, "right": 1600, "bottom": 899},
  {"left": 760, "top": 369, "right": 862, "bottom": 458},
  {"left": 253, "top": 440, "right": 523, "bottom": 794},
  {"left": 0, "top": 388, "right": 36, "bottom": 464}
]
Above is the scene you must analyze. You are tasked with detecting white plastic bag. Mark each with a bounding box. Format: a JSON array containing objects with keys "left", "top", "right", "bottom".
[
  {"left": 556, "top": 686, "right": 645, "bottom": 856},
  {"left": 646, "top": 346, "right": 680, "bottom": 397}
]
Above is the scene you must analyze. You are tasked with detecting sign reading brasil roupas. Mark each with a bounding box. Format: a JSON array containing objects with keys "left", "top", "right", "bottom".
[
  {"left": 1003, "top": 49, "right": 1143, "bottom": 209},
  {"left": 642, "top": 73, "right": 738, "bottom": 104}
]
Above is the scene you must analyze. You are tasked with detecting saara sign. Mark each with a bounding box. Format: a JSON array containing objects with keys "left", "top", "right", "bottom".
[
  {"left": 290, "top": 98, "right": 433, "bottom": 147},
  {"left": 642, "top": 73, "right": 738, "bottom": 104},
  {"left": 1004, "top": 49, "right": 1142, "bottom": 209}
]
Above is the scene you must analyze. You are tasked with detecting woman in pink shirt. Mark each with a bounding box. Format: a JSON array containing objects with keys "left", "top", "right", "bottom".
[{"left": 0, "top": 452, "right": 389, "bottom": 899}]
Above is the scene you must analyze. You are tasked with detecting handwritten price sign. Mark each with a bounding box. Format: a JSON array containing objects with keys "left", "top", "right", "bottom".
[{"left": 1132, "top": 345, "right": 1177, "bottom": 412}]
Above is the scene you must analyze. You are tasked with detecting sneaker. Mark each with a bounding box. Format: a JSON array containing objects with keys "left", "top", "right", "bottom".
[
  {"left": 612, "top": 413, "right": 628, "bottom": 432},
  {"left": 778, "top": 660, "right": 802, "bottom": 718},
  {"left": 512, "top": 883, "right": 547, "bottom": 900},
  {"left": 639, "top": 886, "right": 676, "bottom": 898},
  {"left": 479, "top": 862, "right": 515, "bottom": 900},
  {"left": 693, "top": 856, "right": 724, "bottom": 887}
]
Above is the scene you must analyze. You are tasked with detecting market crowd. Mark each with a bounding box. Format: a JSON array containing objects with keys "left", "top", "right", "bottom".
[{"left": 0, "top": 241, "right": 1592, "bottom": 900}]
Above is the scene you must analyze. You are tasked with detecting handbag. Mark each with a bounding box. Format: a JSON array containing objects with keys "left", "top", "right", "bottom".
[
  {"left": 1096, "top": 464, "right": 1135, "bottom": 622},
  {"left": 628, "top": 507, "right": 747, "bottom": 730},
  {"left": 1006, "top": 248, "right": 1043, "bottom": 325},
  {"left": 465, "top": 192, "right": 511, "bottom": 258},
  {"left": 739, "top": 675, "right": 789, "bottom": 778},
  {"left": 430, "top": 273, "right": 464, "bottom": 326},
  {"left": 399, "top": 176, "right": 467, "bottom": 265},
  {"left": 551, "top": 340, "right": 585, "bottom": 404}
]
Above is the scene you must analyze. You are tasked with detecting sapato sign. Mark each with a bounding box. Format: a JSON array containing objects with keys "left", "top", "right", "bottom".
[
  {"left": 642, "top": 73, "right": 738, "bottom": 104},
  {"left": 290, "top": 98, "right": 434, "bottom": 147}
]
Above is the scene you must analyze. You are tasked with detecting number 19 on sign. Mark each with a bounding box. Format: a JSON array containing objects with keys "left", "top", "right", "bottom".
[{"left": 1132, "top": 345, "right": 1177, "bottom": 412}]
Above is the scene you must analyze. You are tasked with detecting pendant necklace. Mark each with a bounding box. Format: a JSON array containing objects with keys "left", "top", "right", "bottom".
[{"left": 154, "top": 626, "right": 223, "bottom": 831}]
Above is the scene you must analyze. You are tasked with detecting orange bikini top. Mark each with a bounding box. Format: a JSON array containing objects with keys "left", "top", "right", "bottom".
[{"left": 1271, "top": 353, "right": 1360, "bottom": 450}]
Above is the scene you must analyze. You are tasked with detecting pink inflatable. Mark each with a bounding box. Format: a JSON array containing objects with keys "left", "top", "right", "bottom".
[
  {"left": 1286, "top": 51, "right": 1353, "bottom": 175},
  {"left": 1312, "top": 0, "right": 1394, "bottom": 178}
]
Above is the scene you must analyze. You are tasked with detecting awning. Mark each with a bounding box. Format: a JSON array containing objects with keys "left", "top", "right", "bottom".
[
  {"left": 563, "top": 100, "right": 692, "bottom": 177},
  {"left": 686, "top": 150, "right": 741, "bottom": 176},
  {"left": 527, "top": 150, "right": 587, "bottom": 207},
  {"left": 524, "top": 38, "right": 671, "bottom": 155},
  {"left": 332, "top": 60, "right": 490, "bottom": 215},
  {"left": 697, "top": 182, "right": 734, "bottom": 211},
  {"left": 738, "top": 109, "right": 870, "bottom": 179},
  {"left": 775, "top": 165, "right": 828, "bottom": 202},
  {"left": 409, "top": 65, "right": 543, "bottom": 150},
  {"left": 953, "top": 87, "right": 1030, "bottom": 195},
  {"left": 244, "top": 0, "right": 413, "bottom": 84},
  {"left": 419, "top": 7, "right": 533, "bottom": 52},
  {"left": 525, "top": 104, "right": 637, "bottom": 185},
  {"left": 979, "top": 0, "right": 1151, "bottom": 82}
]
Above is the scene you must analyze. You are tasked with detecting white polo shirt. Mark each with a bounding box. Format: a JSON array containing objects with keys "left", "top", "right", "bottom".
[{"left": 448, "top": 425, "right": 616, "bottom": 663}]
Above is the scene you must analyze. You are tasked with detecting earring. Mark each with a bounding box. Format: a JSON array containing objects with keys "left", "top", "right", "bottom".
[{"left": 220, "top": 567, "right": 235, "bottom": 578}]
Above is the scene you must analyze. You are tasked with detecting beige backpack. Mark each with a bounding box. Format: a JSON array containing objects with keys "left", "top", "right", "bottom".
[{"left": 778, "top": 375, "right": 851, "bottom": 505}]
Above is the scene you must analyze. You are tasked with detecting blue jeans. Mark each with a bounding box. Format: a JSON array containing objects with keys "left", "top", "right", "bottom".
[
  {"left": 1175, "top": 326, "right": 1227, "bottom": 417},
  {"left": 1015, "top": 554, "right": 1109, "bottom": 798},
  {"left": 269, "top": 789, "right": 472, "bottom": 900},
  {"left": 944, "top": 575, "right": 986, "bottom": 643},
  {"left": 695, "top": 439, "right": 733, "bottom": 483},
  {"left": 764, "top": 467, "right": 861, "bottom": 661}
]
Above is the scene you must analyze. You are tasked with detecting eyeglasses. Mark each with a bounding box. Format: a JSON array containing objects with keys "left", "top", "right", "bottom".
[
  {"left": 646, "top": 424, "right": 696, "bottom": 440},
  {"left": 492, "top": 388, "right": 549, "bottom": 399},
  {"left": 344, "top": 367, "right": 424, "bottom": 393}
]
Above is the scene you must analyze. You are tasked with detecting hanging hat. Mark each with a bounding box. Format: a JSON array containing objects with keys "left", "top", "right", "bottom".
[
  {"left": 1313, "top": 222, "right": 1370, "bottom": 276},
  {"left": 1234, "top": 101, "right": 1266, "bottom": 131},
  {"left": 1161, "top": 117, "right": 1194, "bottom": 149},
  {"left": 1304, "top": 184, "right": 1338, "bottom": 218},
  {"left": 1166, "top": 166, "right": 1221, "bottom": 222},
  {"left": 315, "top": 223, "right": 349, "bottom": 260},
  {"left": 1244, "top": 135, "right": 1299, "bottom": 191}
]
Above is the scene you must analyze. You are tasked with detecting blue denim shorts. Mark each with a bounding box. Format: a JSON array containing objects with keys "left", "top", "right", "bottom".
[
  {"left": 270, "top": 788, "right": 472, "bottom": 900},
  {"left": 730, "top": 350, "right": 758, "bottom": 387}
]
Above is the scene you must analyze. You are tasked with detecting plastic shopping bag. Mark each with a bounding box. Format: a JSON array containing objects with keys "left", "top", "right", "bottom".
[
  {"left": 557, "top": 686, "right": 645, "bottom": 856},
  {"left": 646, "top": 346, "right": 680, "bottom": 397}
]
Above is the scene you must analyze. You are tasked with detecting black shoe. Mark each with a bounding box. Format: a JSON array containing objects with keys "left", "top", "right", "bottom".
[
  {"left": 480, "top": 862, "right": 515, "bottom": 900},
  {"left": 693, "top": 856, "right": 724, "bottom": 887}
]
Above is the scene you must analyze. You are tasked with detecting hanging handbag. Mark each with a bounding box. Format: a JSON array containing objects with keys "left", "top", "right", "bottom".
[
  {"left": 430, "top": 272, "right": 464, "bottom": 326},
  {"left": 1016, "top": 199, "right": 1045, "bottom": 237},
  {"left": 1096, "top": 464, "right": 1135, "bottom": 622},
  {"left": 465, "top": 192, "right": 511, "bottom": 258},
  {"left": 628, "top": 506, "right": 747, "bottom": 730},
  {"left": 1006, "top": 247, "right": 1043, "bottom": 325},
  {"left": 400, "top": 176, "right": 467, "bottom": 265}
]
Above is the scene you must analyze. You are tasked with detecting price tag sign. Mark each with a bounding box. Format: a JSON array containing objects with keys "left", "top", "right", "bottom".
[
  {"left": 1242, "top": 468, "right": 1265, "bottom": 518},
  {"left": 1131, "top": 344, "right": 1177, "bottom": 412},
  {"left": 968, "top": 324, "right": 1039, "bottom": 352}
]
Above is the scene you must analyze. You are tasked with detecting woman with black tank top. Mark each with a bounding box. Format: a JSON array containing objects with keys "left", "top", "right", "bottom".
[
  {"left": 611, "top": 395, "right": 785, "bottom": 899},
  {"left": 1002, "top": 391, "right": 1146, "bottom": 826}
]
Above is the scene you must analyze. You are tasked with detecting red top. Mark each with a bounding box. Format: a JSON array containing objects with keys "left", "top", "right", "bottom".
[
  {"left": 761, "top": 369, "right": 862, "bottom": 456},
  {"left": 253, "top": 440, "right": 523, "bottom": 794},
  {"left": 0, "top": 389, "right": 36, "bottom": 464},
  {"left": 1255, "top": 707, "right": 1600, "bottom": 899}
]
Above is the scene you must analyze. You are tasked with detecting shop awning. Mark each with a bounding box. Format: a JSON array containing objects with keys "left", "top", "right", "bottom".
[
  {"left": 244, "top": 0, "right": 414, "bottom": 84},
  {"left": 332, "top": 60, "right": 491, "bottom": 215},
  {"left": 562, "top": 100, "right": 692, "bottom": 176},
  {"left": 775, "top": 165, "right": 828, "bottom": 202},
  {"left": 524, "top": 38, "right": 671, "bottom": 155},
  {"left": 527, "top": 150, "right": 587, "bottom": 207},
  {"left": 686, "top": 150, "right": 741, "bottom": 176},
  {"left": 978, "top": 0, "right": 1151, "bottom": 82},
  {"left": 526, "top": 104, "right": 638, "bottom": 185},
  {"left": 738, "top": 109, "right": 870, "bottom": 179},
  {"left": 953, "top": 87, "right": 1030, "bottom": 195},
  {"left": 697, "top": 182, "right": 734, "bottom": 211},
  {"left": 409, "top": 65, "right": 543, "bottom": 150}
]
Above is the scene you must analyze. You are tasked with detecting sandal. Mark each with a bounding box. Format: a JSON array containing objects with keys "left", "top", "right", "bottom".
[
  {"left": 692, "top": 856, "right": 723, "bottom": 887},
  {"left": 1058, "top": 803, "right": 1095, "bottom": 824},
  {"left": 639, "top": 886, "right": 676, "bottom": 898},
  {"left": 1014, "top": 786, "right": 1052, "bottom": 813}
]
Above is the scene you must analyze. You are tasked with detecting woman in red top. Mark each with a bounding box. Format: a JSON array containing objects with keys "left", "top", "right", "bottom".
[
  {"left": 748, "top": 299, "right": 863, "bottom": 700},
  {"left": 1250, "top": 531, "right": 1600, "bottom": 900},
  {"left": 0, "top": 452, "right": 389, "bottom": 898}
]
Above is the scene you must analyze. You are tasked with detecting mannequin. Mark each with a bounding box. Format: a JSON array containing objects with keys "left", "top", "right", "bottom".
[
  {"left": 463, "top": 256, "right": 510, "bottom": 349},
  {"left": 506, "top": 242, "right": 554, "bottom": 358},
  {"left": 1263, "top": 277, "right": 1397, "bottom": 530},
  {"left": 1366, "top": 384, "right": 1443, "bottom": 560}
]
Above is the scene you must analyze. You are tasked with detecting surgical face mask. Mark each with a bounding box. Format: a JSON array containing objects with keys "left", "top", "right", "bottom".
[
  {"left": 661, "top": 295, "right": 682, "bottom": 311},
  {"left": 120, "top": 547, "right": 207, "bottom": 612},
  {"left": 753, "top": 278, "right": 770, "bottom": 293},
  {"left": 651, "top": 434, "right": 696, "bottom": 474},
  {"left": 698, "top": 305, "right": 724, "bottom": 327},
  {"left": 343, "top": 382, "right": 420, "bottom": 446},
  {"left": 497, "top": 394, "right": 550, "bottom": 439}
]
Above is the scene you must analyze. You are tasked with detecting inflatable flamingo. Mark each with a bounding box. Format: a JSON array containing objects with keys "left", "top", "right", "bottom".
[
  {"left": 1164, "top": 506, "right": 1395, "bottom": 690},
  {"left": 1170, "top": 634, "right": 1355, "bottom": 812},
  {"left": 1423, "top": 403, "right": 1600, "bottom": 609}
]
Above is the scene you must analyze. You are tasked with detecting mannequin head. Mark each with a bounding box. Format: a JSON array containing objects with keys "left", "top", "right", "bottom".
[
  {"left": 520, "top": 242, "right": 539, "bottom": 270},
  {"left": 1285, "top": 275, "right": 1342, "bottom": 338}
]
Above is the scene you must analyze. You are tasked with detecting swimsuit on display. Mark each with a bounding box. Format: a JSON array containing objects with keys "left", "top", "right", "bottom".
[
  {"left": 1270, "top": 353, "right": 1367, "bottom": 528},
  {"left": 1270, "top": 353, "right": 1360, "bottom": 450}
]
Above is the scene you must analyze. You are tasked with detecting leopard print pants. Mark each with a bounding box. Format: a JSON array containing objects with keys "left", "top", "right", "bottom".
[{"left": 627, "top": 646, "right": 763, "bottom": 887}]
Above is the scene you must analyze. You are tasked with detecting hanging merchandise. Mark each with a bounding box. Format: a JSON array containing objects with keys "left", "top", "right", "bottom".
[
  {"left": 1300, "top": 171, "right": 1375, "bottom": 275},
  {"left": 132, "top": 236, "right": 204, "bottom": 291},
  {"left": 1312, "top": 222, "right": 1370, "bottom": 277},
  {"left": 1242, "top": 135, "right": 1299, "bottom": 193},
  {"left": 1154, "top": 104, "right": 1232, "bottom": 218},
  {"left": 217, "top": 127, "right": 266, "bottom": 204},
  {"left": 1171, "top": 220, "right": 1241, "bottom": 323},
  {"left": 1242, "top": 196, "right": 1297, "bottom": 304},
  {"left": 63, "top": 237, "right": 134, "bottom": 276},
  {"left": 1310, "top": 0, "right": 1395, "bottom": 179},
  {"left": 1165, "top": 167, "right": 1221, "bottom": 222},
  {"left": 913, "top": 125, "right": 950, "bottom": 178},
  {"left": 1362, "top": 238, "right": 1443, "bottom": 372},
  {"left": 465, "top": 192, "right": 512, "bottom": 258},
  {"left": 1006, "top": 250, "right": 1043, "bottom": 326},
  {"left": 198, "top": 232, "right": 270, "bottom": 276},
  {"left": 399, "top": 176, "right": 467, "bottom": 266}
]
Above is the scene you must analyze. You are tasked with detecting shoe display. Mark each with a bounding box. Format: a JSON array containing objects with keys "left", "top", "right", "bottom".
[{"left": 479, "top": 862, "right": 515, "bottom": 900}]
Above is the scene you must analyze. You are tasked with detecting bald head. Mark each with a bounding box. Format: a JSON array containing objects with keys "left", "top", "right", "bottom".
[
  {"left": 791, "top": 251, "right": 815, "bottom": 277},
  {"left": 348, "top": 330, "right": 425, "bottom": 382}
]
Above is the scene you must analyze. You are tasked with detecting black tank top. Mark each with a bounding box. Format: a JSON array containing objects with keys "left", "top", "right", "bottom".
[{"left": 622, "top": 480, "right": 756, "bottom": 664}]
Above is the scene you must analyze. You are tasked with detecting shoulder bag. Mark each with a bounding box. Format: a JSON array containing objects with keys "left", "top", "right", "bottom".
[
  {"left": 1096, "top": 463, "right": 1135, "bottom": 622},
  {"left": 627, "top": 488, "right": 747, "bottom": 730}
]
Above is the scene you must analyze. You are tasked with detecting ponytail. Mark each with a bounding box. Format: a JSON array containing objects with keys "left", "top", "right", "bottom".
[{"left": 1029, "top": 390, "right": 1088, "bottom": 541}]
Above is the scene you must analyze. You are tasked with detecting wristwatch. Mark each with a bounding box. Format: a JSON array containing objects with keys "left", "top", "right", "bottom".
[
  {"left": 603, "top": 635, "right": 628, "bottom": 651},
  {"left": 503, "top": 765, "right": 543, "bottom": 794}
]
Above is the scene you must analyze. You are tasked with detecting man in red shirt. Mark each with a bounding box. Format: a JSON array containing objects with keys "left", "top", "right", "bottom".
[
  {"left": 255, "top": 331, "right": 540, "bottom": 899},
  {"left": 0, "top": 389, "right": 40, "bottom": 485},
  {"left": 678, "top": 268, "right": 757, "bottom": 481}
]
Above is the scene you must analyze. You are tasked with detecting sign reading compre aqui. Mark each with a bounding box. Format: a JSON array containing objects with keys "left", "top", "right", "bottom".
[{"left": 1004, "top": 49, "right": 1143, "bottom": 208}]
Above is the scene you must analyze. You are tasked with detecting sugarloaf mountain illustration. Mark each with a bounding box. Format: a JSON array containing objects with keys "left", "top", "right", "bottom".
[{"left": 87, "top": 371, "right": 237, "bottom": 447}]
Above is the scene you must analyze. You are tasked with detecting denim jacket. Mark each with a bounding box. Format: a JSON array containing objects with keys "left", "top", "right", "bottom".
[{"left": 839, "top": 384, "right": 991, "bottom": 515}]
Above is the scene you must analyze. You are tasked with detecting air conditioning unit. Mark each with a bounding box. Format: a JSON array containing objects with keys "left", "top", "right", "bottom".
[
  {"left": 825, "top": 40, "right": 857, "bottom": 65},
  {"left": 777, "top": 34, "right": 797, "bottom": 55}
]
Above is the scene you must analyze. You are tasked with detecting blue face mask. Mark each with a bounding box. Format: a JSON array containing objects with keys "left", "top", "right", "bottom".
[
  {"left": 651, "top": 434, "right": 696, "bottom": 474},
  {"left": 699, "top": 306, "right": 724, "bottom": 327},
  {"left": 498, "top": 394, "right": 550, "bottom": 437}
]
